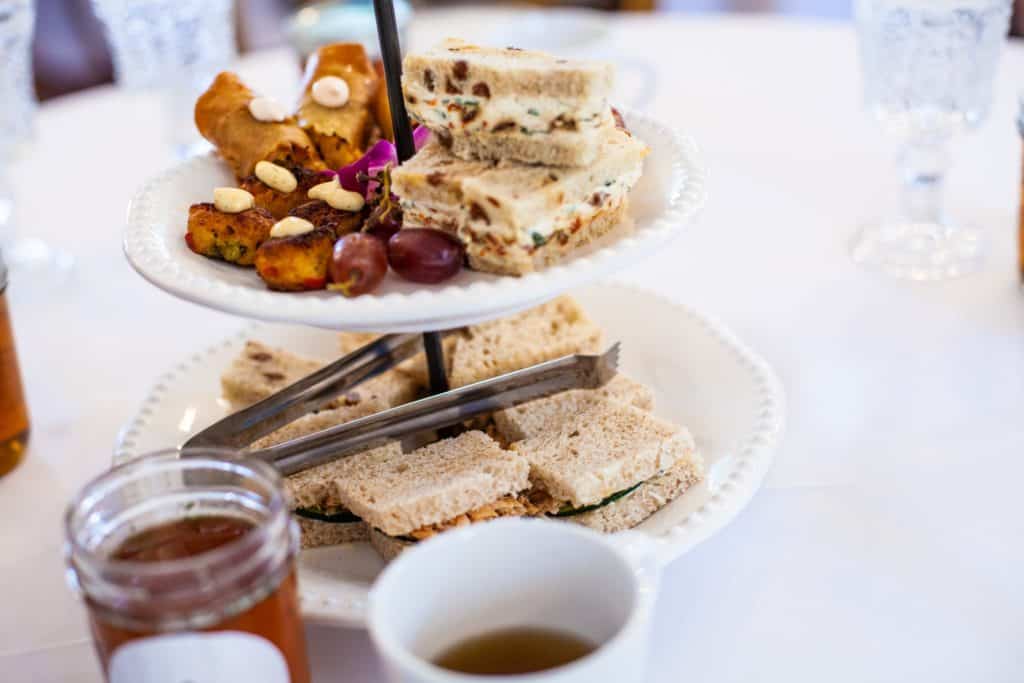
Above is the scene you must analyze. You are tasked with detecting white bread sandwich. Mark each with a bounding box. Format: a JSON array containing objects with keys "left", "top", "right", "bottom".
[
  {"left": 512, "top": 399, "right": 704, "bottom": 533},
  {"left": 493, "top": 373, "right": 653, "bottom": 444},
  {"left": 331, "top": 431, "right": 541, "bottom": 561},
  {"left": 391, "top": 126, "right": 647, "bottom": 276},
  {"left": 402, "top": 38, "right": 615, "bottom": 167}
]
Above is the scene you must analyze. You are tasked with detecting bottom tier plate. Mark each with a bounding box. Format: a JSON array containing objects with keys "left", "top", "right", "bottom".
[{"left": 114, "top": 283, "right": 785, "bottom": 627}]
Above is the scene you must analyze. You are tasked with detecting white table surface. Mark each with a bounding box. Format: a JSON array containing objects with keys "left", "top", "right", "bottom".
[{"left": 2, "top": 9, "right": 1023, "bottom": 682}]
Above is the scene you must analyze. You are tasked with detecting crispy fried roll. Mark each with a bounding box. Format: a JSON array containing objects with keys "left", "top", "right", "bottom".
[
  {"left": 297, "top": 44, "right": 380, "bottom": 168},
  {"left": 195, "top": 72, "right": 324, "bottom": 179}
]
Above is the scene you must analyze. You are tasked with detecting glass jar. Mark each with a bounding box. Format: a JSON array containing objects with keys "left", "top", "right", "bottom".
[
  {"left": 65, "top": 449, "right": 311, "bottom": 683},
  {"left": 0, "top": 248, "right": 29, "bottom": 477}
]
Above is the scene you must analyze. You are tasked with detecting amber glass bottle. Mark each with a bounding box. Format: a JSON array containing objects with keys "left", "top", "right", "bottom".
[{"left": 0, "top": 250, "right": 29, "bottom": 477}]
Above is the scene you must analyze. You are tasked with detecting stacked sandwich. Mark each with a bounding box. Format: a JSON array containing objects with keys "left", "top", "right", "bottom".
[
  {"left": 391, "top": 39, "right": 649, "bottom": 276},
  {"left": 220, "top": 297, "right": 704, "bottom": 557}
]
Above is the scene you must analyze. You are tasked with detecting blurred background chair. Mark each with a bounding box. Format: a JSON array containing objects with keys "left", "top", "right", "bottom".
[{"left": 32, "top": 0, "right": 1024, "bottom": 100}]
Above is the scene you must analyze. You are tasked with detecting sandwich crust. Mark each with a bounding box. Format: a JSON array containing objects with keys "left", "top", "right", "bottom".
[
  {"left": 402, "top": 39, "right": 614, "bottom": 166},
  {"left": 282, "top": 442, "right": 403, "bottom": 510},
  {"left": 442, "top": 126, "right": 610, "bottom": 168},
  {"left": 446, "top": 295, "right": 604, "bottom": 388},
  {"left": 297, "top": 517, "right": 368, "bottom": 549},
  {"left": 513, "top": 400, "right": 696, "bottom": 508},
  {"left": 392, "top": 126, "right": 646, "bottom": 276},
  {"left": 465, "top": 199, "right": 631, "bottom": 276},
  {"left": 221, "top": 341, "right": 323, "bottom": 410},
  {"left": 493, "top": 374, "right": 654, "bottom": 444},
  {"left": 222, "top": 340, "right": 421, "bottom": 414},
  {"left": 368, "top": 527, "right": 413, "bottom": 561},
  {"left": 562, "top": 456, "right": 704, "bottom": 534},
  {"left": 282, "top": 442, "right": 403, "bottom": 549},
  {"left": 334, "top": 431, "right": 529, "bottom": 537}
]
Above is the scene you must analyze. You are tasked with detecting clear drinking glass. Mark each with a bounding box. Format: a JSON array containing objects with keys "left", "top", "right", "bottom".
[
  {"left": 0, "top": 0, "right": 74, "bottom": 280},
  {"left": 90, "top": 0, "right": 238, "bottom": 155},
  {"left": 853, "top": 0, "right": 1012, "bottom": 281}
]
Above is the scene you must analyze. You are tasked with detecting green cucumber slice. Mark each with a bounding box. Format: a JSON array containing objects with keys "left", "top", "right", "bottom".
[
  {"left": 294, "top": 507, "right": 362, "bottom": 524},
  {"left": 552, "top": 482, "right": 643, "bottom": 518}
]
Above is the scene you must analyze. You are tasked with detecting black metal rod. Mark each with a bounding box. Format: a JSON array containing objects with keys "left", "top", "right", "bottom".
[
  {"left": 372, "top": 0, "right": 415, "bottom": 162},
  {"left": 373, "top": 0, "right": 448, "bottom": 394},
  {"left": 423, "top": 331, "right": 449, "bottom": 395},
  {"left": 372, "top": 1, "right": 447, "bottom": 394}
]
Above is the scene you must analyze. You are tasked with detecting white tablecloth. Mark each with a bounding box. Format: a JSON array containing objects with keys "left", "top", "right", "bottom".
[{"left": 2, "top": 10, "right": 1022, "bottom": 682}]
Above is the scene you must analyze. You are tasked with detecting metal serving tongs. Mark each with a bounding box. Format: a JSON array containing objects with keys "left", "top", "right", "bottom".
[
  {"left": 182, "top": 334, "right": 619, "bottom": 477},
  {"left": 183, "top": 332, "right": 449, "bottom": 451}
]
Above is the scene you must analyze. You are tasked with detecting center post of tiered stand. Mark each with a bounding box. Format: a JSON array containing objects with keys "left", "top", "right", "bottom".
[{"left": 373, "top": 0, "right": 450, "bottom": 395}]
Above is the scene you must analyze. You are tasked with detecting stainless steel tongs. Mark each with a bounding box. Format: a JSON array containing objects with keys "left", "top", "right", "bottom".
[{"left": 182, "top": 333, "right": 620, "bottom": 477}]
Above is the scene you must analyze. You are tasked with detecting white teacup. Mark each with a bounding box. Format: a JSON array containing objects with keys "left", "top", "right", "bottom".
[{"left": 368, "top": 518, "right": 660, "bottom": 683}]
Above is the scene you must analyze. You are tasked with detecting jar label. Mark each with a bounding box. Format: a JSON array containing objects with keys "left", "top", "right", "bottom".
[{"left": 109, "top": 631, "right": 291, "bottom": 682}]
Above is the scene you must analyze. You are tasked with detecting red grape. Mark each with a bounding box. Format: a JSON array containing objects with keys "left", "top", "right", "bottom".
[
  {"left": 329, "top": 233, "right": 388, "bottom": 297},
  {"left": 388, "top": 229, "right": 464, "bottom": 284},
  {"left": 365, "top": 204, "right": 403, "bottom": 243}
]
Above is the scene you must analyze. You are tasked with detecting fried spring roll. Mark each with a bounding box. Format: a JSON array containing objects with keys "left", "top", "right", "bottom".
[
  {"left": 297, "top": 44, "right": 380, "bottom": 168},
  {"left": 195, "top": 72, "right": 324, "bottom": 179}
]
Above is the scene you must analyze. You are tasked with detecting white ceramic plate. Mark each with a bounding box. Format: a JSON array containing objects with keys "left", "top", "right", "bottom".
[
  {"left": 123, "top": 112, "right": 707, "bottom": 333},
  {"left": 114, "top": 284, "right": 784, "bottom": 627}
]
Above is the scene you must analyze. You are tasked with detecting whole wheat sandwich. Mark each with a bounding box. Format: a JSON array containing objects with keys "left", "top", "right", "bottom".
[
  {"left": 332, "top": 431, "right": 542, "bottom": 560},
  {"left": 283, "top": 441, "right": 402, "bottom": 549},
  {"left": 402, "top": 38, "right": 615, "bottom": 167},
  {"left": 221, "top": 340, "right": 422, "bottom": 413},
  {"left": 338, "top": 295, "right": 604, "bottom": 388},
  {"left": 217, "top": 296, "right": 703, "bottom": 553},
  {"left": 220, "top": 341, "right": 420, "bottom": 548},
  {"left": 510, "top": 398, "right": 704, "bottom": 533},
  {"left": 493, "top": 373, "right": 653, "bottom": 444},
  {"left": 250, "top": 398, "right": 401, "bottom": 549},
  {"left": 391, "top": 126, "right": 646, "bottom": 276}
]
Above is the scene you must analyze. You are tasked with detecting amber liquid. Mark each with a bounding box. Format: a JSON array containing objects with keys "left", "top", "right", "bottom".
[
  {"left": 90, "top": 516, "right": 311, "bottom": 683},
  {"left": 0, "top": 286, "right": 29, "bottom": 477},
  {"left": 433, "top": 627, "right": 597, "bottom": 675}
]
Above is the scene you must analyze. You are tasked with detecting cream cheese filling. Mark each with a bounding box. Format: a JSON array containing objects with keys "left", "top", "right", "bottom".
[
  {"left": 399, "top": 163, "right": 639, "bottom": 250},
  {"left": 509, "top": 167, "right": 639, "bottom": 248},
  {"left": 405, "top": 83, "right": 611, "bottom": 134}
]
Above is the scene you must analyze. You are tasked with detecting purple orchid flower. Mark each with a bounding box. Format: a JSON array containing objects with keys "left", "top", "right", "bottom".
[{"left": 327, "top": 126, "right": 432, "bottom": 200}]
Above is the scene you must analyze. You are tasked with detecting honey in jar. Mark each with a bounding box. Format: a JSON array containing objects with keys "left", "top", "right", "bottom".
[
  {"left": 0, "top": 249, "right": 29, "bottom": 477},
  {"left": 65, "top": 449, "right": 311, "bottom": 682}
]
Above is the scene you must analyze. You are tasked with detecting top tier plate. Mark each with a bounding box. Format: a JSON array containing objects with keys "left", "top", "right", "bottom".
[{"left": 123, "top": 110, "right": 706, "bottom": 332}]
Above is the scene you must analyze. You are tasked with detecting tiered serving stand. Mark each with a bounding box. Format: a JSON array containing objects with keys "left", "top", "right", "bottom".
[{"left": 119, "top": 1, "right": 785, "bottom": 627}]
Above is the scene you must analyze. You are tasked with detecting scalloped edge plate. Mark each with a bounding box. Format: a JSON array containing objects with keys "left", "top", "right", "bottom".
[
  {"left": 114, "top": 284, "right": 784, "bottom": 627},
  {"left": 123, "top": 111, "right": 707, "bottom": 332}
]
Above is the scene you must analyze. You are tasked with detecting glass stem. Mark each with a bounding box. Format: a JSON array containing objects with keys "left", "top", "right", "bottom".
[{"left": 898, "top": 140, "right": 950, "bottom": 226}]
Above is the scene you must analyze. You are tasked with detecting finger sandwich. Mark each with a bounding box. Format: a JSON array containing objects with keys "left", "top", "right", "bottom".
[
  {"left": 512, "top": 399, "right": 704, "bottom": 533},
  {"left": 331, "top": 431, "right": 538, "bottom": 560},
  {"left": 493, "top": 373, "right": 653, "bottom": 443},
  {"left": 391, "top": 126, "right": 647, "bottom": 276},
  {"left": 402, "top": 38, "right": 615, "bottom": 167}
]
